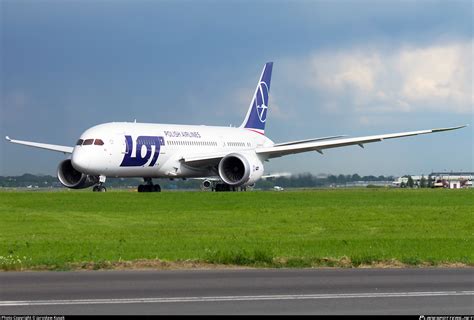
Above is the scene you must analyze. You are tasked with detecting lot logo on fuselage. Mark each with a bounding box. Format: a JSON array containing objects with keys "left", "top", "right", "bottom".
[{"left": 120, "top": 135, "right": 165, "bottom": 167}]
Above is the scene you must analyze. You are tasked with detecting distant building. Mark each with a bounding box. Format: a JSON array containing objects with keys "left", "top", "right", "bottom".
[
  {"left": 430, "top": 172, "right": 473, "bottom": 189},
  {"left": 393, "top": 172, "right": 473, "bottom": 189},
  {"left": 392, "top": 175, "right": 426, "bottom": 188}
]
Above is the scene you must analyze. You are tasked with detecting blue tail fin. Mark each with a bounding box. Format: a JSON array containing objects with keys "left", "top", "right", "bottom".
[{"left": 240, "top": 62, "right": 273, "bottom": 135}]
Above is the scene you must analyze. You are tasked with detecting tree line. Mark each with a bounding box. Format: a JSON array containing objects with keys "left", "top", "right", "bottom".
[
  {"left": 0, "top": 173, "right": 398, "bottom": 189},
  {"left": 257, "top": 173, "right": 395, "bottom": 189}
]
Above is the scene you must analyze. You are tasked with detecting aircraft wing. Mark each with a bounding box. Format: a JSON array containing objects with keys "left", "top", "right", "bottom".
[
  {"left": 190, "top": 172, "right": 291, "bottom": 182},
  {"left": 255, "top": 125, "right": 467, "bottom": 159},
  {"left": 272, "top": 135, "right": 347, "bottom": 147},
  {"left": 180, "top": 137, "right": 345, "bottom": 168},
  {"left": 180, "top": 152, "right": 230, "bottom": 167},
  {"left": 5, "top": 136, "right": 73, "bottom": 154}
]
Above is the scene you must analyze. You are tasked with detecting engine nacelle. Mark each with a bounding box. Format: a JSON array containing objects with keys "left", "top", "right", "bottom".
[
  {"left": 218, "top": 152, "right": 264, "bottom": 187},
  {"left": 57, "top": 159, "right": 99, "bottom": 189}
]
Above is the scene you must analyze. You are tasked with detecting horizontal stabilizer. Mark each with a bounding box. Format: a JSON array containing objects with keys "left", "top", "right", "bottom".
[{"left": 261, "top": 172, "right": 292, "bottom": 179}]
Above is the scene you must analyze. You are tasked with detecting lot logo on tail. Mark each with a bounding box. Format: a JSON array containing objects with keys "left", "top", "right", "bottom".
[
  {"left": 256, "top": 82, "right": 269, "bottom": 123},
  {"left": 120, "top": 135, "right": 165, "bottom": 167}
]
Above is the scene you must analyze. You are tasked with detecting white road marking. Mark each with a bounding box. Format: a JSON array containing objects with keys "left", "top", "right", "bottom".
[{"left": 1, "top": 291, "right": 473, "bottom": 306}]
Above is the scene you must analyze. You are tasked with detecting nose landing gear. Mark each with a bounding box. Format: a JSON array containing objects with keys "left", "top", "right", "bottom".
[
  {"left": 92, "top": 175, "right": 107, "bottom": 192},
  {"left": 92, "top": 185, "right": 107, "bottom": 192},
  {"left": 138, "top": 178, "right": 161, "bottom": 192}
]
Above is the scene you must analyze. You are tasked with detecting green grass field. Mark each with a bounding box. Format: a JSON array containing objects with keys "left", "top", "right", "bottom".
[{"left": 0, "top": 188, "right": 472, "bottom": 270}]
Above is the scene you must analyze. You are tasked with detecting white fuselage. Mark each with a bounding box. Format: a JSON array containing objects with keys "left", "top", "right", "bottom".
[{"left": 71, "top": 122, "right": 274, "bottom": 179}]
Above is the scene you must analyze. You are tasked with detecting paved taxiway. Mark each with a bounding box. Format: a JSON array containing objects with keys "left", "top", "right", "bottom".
[{"left": 1, "top": 268, "right": 473, "bottom": 314}]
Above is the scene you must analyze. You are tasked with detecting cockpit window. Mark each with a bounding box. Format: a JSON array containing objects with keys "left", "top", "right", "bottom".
[
  {"left": 94, "top": 139, "right": 104, "bottom": 146},
  {"left": 76, "top": 139, "right": 84, "bottom": 146},
  {"left": 83, "top": 139, "right": 94, "bottom": 145}
]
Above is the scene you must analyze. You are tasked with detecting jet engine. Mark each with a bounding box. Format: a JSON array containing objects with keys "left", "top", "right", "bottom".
[
  {"left": 57, "top": 159, "right": 99, "bottom": 189},
  {"left": 218, "top": 152, "right": 264, "bottom": 187}
]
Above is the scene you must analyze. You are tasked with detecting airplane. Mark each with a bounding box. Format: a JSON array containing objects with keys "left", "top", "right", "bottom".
[{"left": 5, "top": 62, "right": 467, "bottom": 192}]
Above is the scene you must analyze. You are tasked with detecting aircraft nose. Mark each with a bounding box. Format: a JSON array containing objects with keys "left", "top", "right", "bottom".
[{"left": 71, "top": 148, "right": 89, "bottom": 172}]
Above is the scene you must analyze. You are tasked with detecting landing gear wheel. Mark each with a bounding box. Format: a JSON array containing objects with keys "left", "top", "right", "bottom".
[
  {"left": 93, "top": 185, "right": 107, "bottom": 192},
  {"left": 215, "top": 183, "right": 231, "bottom": 192},
  {"left": 93, "top": 175, "right": 107, "bottom": 192},
  {"left": 138, "top": 177, "right": 162, "bottom": 192},
  {"left": 138, "top": 184, "right": 161, "bottom": 192}
]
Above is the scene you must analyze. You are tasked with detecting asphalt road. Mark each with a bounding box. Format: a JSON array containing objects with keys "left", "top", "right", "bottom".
[{"left": 1, "top": 268, "right": 473, "bottom": 315}]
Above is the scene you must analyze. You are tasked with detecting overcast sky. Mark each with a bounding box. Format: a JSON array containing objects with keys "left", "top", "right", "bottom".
[{"left": 1, "top": 0, "right": 472, "bottom": 177}]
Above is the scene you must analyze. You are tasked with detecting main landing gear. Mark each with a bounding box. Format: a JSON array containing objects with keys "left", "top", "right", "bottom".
[
  {"left": 138, "top": 178, "right": 161, "bottom": 192},
  {"left": 92, "top": 175, "right": 107, "bottom": 192},
  {"left": 213, "top": 183, "right": 247, "bottom": 192}
]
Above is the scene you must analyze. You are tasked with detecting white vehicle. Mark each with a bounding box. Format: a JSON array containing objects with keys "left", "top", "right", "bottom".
[{"left": 6, "top": 62, "right": 466, "bottom": 192}]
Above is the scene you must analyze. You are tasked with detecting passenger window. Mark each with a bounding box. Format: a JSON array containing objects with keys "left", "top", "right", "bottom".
[
  {"left": 94, "top": 139, "right": 104, "bottom": 146},
  {"left": 76, "top": 139, "right": 84, "bottom": 146},
  {"left": 83, "top": 139, "right": 94, "bottom": 145}
]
